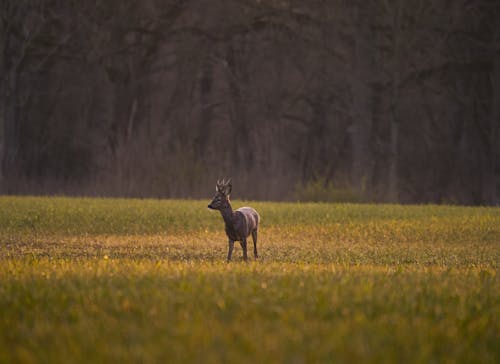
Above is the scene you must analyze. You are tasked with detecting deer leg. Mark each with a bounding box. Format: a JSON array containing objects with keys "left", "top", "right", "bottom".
[
  {"left": 251, "top": 229, "right": 258, "bottom": 258},
  {"left": 227, "top": 240, "right": 235, "bottom": 262},
  {"left": 239, "top": 239, "right": 248, "bottom": 261}
]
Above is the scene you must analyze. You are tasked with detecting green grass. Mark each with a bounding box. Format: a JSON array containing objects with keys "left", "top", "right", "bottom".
[{"left": 0, "top": 196, "right": 499, "bottom": 363}]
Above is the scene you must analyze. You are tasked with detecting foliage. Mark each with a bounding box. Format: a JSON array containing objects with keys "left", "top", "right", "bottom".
[{"left": 0, "top": 197, "right": 499, "bottom": 363}]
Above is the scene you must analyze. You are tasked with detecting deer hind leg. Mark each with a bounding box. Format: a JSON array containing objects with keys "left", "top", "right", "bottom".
[
  {"left": 251, "top": 229, "right": 258, "bottom": 259},
  {"left": 239, "top": 239, "right": 248, "bottom": 261},
  {"left": 227, "top": 240, "right": 235, "bottom": 262}
]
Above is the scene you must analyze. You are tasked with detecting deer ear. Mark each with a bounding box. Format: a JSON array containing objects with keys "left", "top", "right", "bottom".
[{"left": 226, "top": 180, "right": 232, "bottom": 195}]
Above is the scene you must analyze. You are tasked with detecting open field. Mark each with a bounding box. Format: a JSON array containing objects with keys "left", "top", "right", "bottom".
[{"left": 0, "top": 196, "right": 499, "bottom": 363}]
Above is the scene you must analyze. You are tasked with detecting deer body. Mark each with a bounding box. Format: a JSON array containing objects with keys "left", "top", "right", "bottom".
[{"left": 208, "top": 179, "right": 260, "bottom": 261}]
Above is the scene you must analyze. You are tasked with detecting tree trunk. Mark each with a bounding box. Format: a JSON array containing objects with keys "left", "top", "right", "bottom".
[
  {"left": 2, "top": 33, "right": 22, "bottom": 191},
  {"left": 226, "top": 38, "right": 252, "bottom": 171},
  {"left": 484, "top": 17, "right": 500, "bottom": 205},
  {"left": 302, "top": 95, "right": 326, "bottom": 182},
  {"left": 197, "top": 52, "right": 214, "bottom": 159},
  {"left": 387, "top": 2, "right": 403, "bottom": 203},
  {"left": 349, "top": 4, "right": 374, "bottom": 195},
  {"left": 388, "top": 119, "right": 399, "bottom": 202}
]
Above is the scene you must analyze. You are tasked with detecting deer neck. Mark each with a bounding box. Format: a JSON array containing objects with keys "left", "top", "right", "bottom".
[{"left": 219, "top": 198, "right": 235, "bottom": 226}]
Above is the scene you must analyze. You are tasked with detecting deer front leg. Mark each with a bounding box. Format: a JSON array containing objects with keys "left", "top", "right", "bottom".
[
  {"left": 239, "top": 239, "right": 248, "bottom": 261},
  {"left": 227, "top": 239, "right": 235, "bottom": 262},
  {"left": 251, "top": 229, "right": 258, "bottom": 258}
]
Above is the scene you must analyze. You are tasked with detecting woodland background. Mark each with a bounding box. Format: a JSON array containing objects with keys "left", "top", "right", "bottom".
[{"left": 1, "top": 0, "right": 499, "bottom": 204}]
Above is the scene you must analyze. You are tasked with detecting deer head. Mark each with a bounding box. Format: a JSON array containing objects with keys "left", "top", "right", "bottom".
[{"left": 208, "top": 178, "right": 232, "bottom": 210}]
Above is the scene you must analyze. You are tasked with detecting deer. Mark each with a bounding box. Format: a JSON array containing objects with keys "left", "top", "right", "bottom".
[{"left": 208, "top": 178, "right": 260, "bottom": 262}]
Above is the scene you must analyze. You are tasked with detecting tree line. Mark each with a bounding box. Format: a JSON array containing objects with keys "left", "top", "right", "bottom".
[{"left": 1, "top": 0, "right": 499, "bottom": 204}]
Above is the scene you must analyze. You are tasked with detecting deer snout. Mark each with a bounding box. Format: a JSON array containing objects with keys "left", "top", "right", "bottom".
[{"left": 208, "top": 204, "right": 214, "bottom": 209}]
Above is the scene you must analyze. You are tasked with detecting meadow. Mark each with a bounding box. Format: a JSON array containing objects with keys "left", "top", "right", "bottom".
[{"left": 0, "top": 196, "right": 498, "bottom": 363}]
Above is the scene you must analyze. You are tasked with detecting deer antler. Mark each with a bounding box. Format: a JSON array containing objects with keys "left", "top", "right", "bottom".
[
  {"left": 215, "top": 178, "right": 232, "bottom": 195},
  {"left": 225, "top": 178, "right": 232, "bottom": 195}
]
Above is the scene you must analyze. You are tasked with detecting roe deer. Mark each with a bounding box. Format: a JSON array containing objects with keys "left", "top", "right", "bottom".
[{"left": 208, "top": 178, "right": 260, "bottom": 261}]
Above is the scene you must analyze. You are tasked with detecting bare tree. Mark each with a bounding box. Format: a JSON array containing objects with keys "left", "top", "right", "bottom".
[{"left": 0, "top": 0, "right": 496, "bottom": 203}]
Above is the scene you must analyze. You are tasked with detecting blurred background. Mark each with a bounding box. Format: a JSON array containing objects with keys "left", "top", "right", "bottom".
[{"left": 1, "top": 0, "right": 499, "bottom": 204}]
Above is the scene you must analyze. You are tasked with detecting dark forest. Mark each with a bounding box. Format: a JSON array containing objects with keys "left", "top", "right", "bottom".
[{"left": 1, "top": 0, "right": 499, "bottom": 204}]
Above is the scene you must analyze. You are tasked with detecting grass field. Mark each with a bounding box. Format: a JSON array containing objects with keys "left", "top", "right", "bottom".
[{"left": 0, "top": 196, "right": 498, "bottom": 363}]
